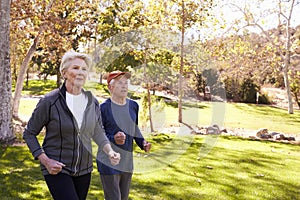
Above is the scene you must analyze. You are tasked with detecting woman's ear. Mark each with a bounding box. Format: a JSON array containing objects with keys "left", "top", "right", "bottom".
[{"left": 62, "top": 71, "right": 67, "bottom": 79}]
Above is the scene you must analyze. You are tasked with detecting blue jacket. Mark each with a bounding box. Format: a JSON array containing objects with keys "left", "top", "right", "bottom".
[{"left": 97, "top": 98, "right": 145, "bottom": 174}]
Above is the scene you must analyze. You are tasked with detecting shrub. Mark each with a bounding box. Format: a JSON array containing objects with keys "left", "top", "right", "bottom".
[
  {"left": 238, "top": 78, "right": 259, "bottom": 103},
  {"left": 258, "top": 92, "right": 272, "bottom": 104}
]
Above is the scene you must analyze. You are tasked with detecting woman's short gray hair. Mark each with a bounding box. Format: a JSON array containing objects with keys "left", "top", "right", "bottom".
[{"left": 59, "top": 50, "right": 92, "bottom": 75}]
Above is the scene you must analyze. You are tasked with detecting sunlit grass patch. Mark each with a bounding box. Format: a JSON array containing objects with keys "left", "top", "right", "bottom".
[{"left": 1, "top": 134, "right": 300, "bottom": 200}]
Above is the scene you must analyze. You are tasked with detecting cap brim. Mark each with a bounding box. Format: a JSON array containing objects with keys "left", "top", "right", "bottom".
[
  {"left": 112, "top": 72, "right": 131, "bottom": 80},
  {"left": 122, "top": 72, "right": 131, "bottom": 79},
  {"left": 107, "top": 72, "right": 131, "bottom": 84}
]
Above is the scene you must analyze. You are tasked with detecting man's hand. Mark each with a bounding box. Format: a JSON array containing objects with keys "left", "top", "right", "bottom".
[
  {"left": 38, "top": 153, "right": 65, "bottom": 175},
  {"left": 143, "top": 140, "right": 151, "bottom": 153},
  {"left": 114, "top": 131, "right": 126, "bottom": 145},
  {"left": 108, "top": 150, "right": 121, "bottom": 166}
]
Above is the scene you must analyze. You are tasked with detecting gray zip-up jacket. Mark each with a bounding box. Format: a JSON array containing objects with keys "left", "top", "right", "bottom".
[{"left": 23, "top": 83, "right": 109, "bottom": 176}]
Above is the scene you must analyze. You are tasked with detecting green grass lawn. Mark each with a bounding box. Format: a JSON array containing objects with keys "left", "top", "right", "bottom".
[
  {"left": 129, "top": 135, "right": 300, "bottom": 200},
  {"left": 19, "top": 97, "right": 300, "bottom": 135},
  {"left": 17, "top": 80, "right": 300, "bottom": 134},
  {"left": 1, "top": 135, "right": 299, "bottom": 200},
  {"left": 3, "top": 79, "right": 299, "bottom": 199}
]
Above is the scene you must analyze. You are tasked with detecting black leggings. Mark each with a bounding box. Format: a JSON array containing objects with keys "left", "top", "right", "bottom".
[{"left": 44, "top": 173, "right": 91, "bottom": 200}]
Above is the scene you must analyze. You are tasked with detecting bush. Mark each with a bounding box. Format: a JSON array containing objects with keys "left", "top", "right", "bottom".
[
  {"left": 238, "top": 78, "right": 259, "bottom": 103},
  {"left": 258, "top": 92, "right": 272, "bottom": 104}
]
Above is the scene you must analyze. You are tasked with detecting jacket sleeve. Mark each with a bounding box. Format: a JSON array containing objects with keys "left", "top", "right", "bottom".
[
  {"left": 132, "top": 101, "right": 145, "bottom": 150},
  {"left": 93, "top": 105, "right": 110, "bottom": 150},
  {"left": 99, "top": 103, "right": 118, "bottom": 143},
  {"left": 134, "top": 126, "right": 145, "bottom": 150},
  {"left": 23, "top": 98, "right": 50, "bottom": 159}
]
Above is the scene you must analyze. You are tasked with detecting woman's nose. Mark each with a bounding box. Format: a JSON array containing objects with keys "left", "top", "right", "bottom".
[{"left": 78, "top": 69, "right": 86, "bottom": 74}]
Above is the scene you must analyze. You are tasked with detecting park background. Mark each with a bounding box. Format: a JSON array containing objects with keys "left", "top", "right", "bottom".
[{"left": 0, "top": 0, "right": 300, "bottom": 199}]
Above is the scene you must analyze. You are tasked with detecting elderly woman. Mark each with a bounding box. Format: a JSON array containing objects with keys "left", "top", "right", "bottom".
[{"left": 23, "top": 50, "right": 120, "bottom": 200}]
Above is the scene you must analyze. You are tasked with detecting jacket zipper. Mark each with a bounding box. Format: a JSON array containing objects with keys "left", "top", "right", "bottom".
[
  {"left": 58, "top": 88, "right": 90, "bottom": 176},
  {"left": 74, "top": 129, "right": 80, "bottom": 175},
  {"left": 74, "top": 106, "right": 88, "bottom": 175}
]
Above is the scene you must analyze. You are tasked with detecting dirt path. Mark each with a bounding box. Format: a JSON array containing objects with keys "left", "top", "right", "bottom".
[{"left": 261, "top": 87, "right": 299, "bottom": 109}]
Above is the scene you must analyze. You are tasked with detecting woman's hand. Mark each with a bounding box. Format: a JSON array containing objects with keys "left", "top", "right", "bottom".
[
  {"left": 103, "top": 144, "right": 121, "bottom": 166},
  {"left": 38, "top": 153, "right": 65, "bottom": 175},
  {"left": 108, "top": 150, "right": 121, "bottom": 166}
]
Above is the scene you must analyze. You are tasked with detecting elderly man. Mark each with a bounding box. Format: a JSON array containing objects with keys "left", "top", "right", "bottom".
[{"left": 97, "top": 71, "right": 151, "bottom": 200}]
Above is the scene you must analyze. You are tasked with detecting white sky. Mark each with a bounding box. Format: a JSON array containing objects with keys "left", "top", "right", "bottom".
[{"left": 207, "top": 0, "right": 300, "bottom": 37}]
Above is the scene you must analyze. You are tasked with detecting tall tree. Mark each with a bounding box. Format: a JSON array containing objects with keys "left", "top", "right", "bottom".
[
  {"left": 224, "top": 0, "right": 299, "bottom": 113},
  {"left": 11, "top": 0, "right": 99, "bottom": 119},
  {"left": 175, "top": 0, "right": 214, "bottom": 123},
  {"left": 12, "top": 0, "right": 55, "bottom": 120},
  {"left": 142, "top": 0, "right": 214, "bottom": 122},
  {"left": 0, "top": 0, "right": 14, "bottom": 144}
]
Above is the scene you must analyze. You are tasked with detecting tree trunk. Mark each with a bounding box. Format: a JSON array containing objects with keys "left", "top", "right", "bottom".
[
  {"left": 147, "top": 87, "right": 154, "bottom": 132},
  {"left": 294, "top": 92, "right": 300, "bottom": 109},
  {"left": 0, "top": 0, "right": 14, "bottom": 144},
  {"left": 283, "top": 0, "right": 295, "bottom": 114},
  {"left": 178, "top": 0, "right": 185, "bottom": 123},
  {"left": 99, "top": 73, "right": 103, "bottom": 84},
  {"left": 12, "top": 34, "right": 40, "bottom": 119},
  {"left": 283, "top": 62, "right": 293, "bottom": 114},
  {"left": 143, "top": 42, "right": 154, "bottom": 132},
  {"left": 56, "top": 70, "right": 61, "bottom": 87},
  {"left": 12, "top": 0, "right": 55, "bottom": 119}
]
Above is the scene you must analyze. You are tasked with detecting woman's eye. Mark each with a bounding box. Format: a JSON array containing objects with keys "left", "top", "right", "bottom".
[
  {"left": 72, "top": 66, "right": 80, "bottom": 70},
  {"left": 71, "top": 66, "right": 87, "bottom": 71}
]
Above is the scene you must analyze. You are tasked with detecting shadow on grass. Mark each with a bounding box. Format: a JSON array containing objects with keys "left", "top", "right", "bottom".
[
  {"left": 164, "top": 100, "right": 209, "bottom": 109},
  {"left": 131, "top": 135, "right": 300, "bottom": 200},
  {"left": 0, "top": 144, "right": 52, "bottom": 200},
  {"left": 1, "top": 135, "right": 300, "bottom": 200}
]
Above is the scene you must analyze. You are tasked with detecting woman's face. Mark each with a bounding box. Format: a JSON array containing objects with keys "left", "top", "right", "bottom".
[{"left": 63, "top": 58, "right": 88, "bottom": 88}]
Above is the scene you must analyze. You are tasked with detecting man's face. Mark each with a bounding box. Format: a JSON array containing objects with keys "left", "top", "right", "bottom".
[{"left": 110, "top": 76, "right": 129, "bottom": 98}]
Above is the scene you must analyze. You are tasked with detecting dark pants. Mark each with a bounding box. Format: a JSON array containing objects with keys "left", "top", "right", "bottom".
[
  {"left": 100, "top": 173, "right": 132, "bottom": 200},
  {"left": 44, "top": 173, "right": 91, "bottom": 200}
]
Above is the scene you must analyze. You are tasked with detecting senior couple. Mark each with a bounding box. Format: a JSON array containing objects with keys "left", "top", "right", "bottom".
[{"left": 23, "top": 50, "right": 151, "bottom": 200}]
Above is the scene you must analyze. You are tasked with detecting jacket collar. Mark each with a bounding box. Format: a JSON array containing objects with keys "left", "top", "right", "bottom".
[{"left": 59, "top": 81, "right": 94, "bottom": 106}]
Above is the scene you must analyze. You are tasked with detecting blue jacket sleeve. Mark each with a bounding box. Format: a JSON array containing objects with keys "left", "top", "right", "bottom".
[
  {"left": 132, "top": 101, "right": 145, "bottom": 150},
  {"left": 100, "top": 103, "right": 122, "bottom": 144},
  {"left": 93, "top": 103, "right": 110, "bottom": 150}
]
